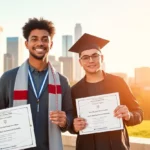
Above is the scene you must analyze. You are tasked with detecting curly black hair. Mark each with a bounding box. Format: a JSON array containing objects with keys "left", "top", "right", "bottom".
[{"left": 22, "top": 17, "right": 55, "bottom": 40}]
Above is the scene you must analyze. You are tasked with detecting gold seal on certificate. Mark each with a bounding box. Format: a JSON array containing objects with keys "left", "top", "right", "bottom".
[
  {"left": 0, "top": 104, "right": 36, "bottom": 150},
  {"left": 76, "top": 92, "right": 123, "bottom": 135}
]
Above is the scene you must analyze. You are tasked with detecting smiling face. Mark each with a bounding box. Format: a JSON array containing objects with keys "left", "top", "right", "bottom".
[
  {"left": 79, "top": 49, "right": 103, "bottom": 74},
  {"left": 25, "top": 29, "right": 53, "bottom": 60}
]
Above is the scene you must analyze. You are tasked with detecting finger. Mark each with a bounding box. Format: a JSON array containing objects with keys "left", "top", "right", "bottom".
[
  {"left": 74, "top": 123, "right": 86, "bottom": 131},
  {"left": 50, "top": 111, "right": 65, "bottom": 115},
  {"left": 74, "top": 118, "right": 86, "bottom": 122},
  {"left": 74, "top": 121, "right": 86, "bottom": 126},
  {"left": 74, "top": 120, "right": 87, "bottom": 127},
  {"left": 50, "top": 117, "right": 65, "bottom": 121},
  {"left": 50, "top": 115, "right": 66, "bottom": 120},
  {"left": 50, "top": 111, "right": 66, "bottom": 119},
  {"left": 116, "top": 113, "right": 129, "bottom": 118},
  {"left": 115, "top": 110, "right": 129, "bottom": 118},
  {"left": 114, "top": 105, "right": 124, "bottom": 113},
  {"left": 50, "top": 111, "right": 66, "bottom": 116},
  {"left": 51, "top": 120, "right": 59, "bottom": 125},
  {"left": 51, "top": 118, "right": 66, "bottom": 124},
  {"left": 77, "top": 126, "right": 86, "bottom": 130},
  {"left": 50, "top": 114, "right": 67, "bottom": 123},
  {"left": 114, "top": 107, "right": 128, "bottom": 116},
  {"left": 114, "top": 109, "right": 126, "bottom": 116},
  {"left": 51, "top": 121, "right": 66, "bottom": 127}
]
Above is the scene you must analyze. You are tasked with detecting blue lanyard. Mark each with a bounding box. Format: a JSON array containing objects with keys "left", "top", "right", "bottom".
[{"left": 28, "top": 69, "right": 48, "bottom": 112}]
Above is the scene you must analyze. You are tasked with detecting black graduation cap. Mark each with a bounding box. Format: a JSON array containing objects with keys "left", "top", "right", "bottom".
[{"left": 68, "top": 33, "right": 109, "bottom": 54}]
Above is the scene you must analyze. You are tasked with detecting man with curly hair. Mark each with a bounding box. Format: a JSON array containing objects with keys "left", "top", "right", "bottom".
[{"left": 0, "top": 18, "right": 73, "bottom": 150}]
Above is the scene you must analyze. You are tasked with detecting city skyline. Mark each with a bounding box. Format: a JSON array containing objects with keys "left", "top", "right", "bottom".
[
  {"left": 1, "top": 32, "right": 150, "bottom": 83},
  {"left": 0, "top": 0, "right": 150, "bottom": 76},
  {"left": 62, "top": 35, "right": 73, "bottom": 57}
]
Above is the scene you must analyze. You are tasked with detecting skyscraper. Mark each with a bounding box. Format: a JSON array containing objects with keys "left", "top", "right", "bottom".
[
  {"left": 74, "top": 24, "right": 82, "bottom": 42},
  {"left": 62, "top": 35, "right": 73, "bottom": 57},
  {"left": 74, "top": 23, "right": 83, "bottom": 81},
  {"left": 6, "top": 37, "right": 24, "bottom": 68},
  {"left": 4, "top": 53, "right": 14, "bottom": 72},
  {"left": 0, "top": 27, "right": 4, "bottom": 76},
  {"left": 48, "top": 55, "right": 63, "bottom": 74},
  {"left": 59, "top": 57, "right": 73, "bottom": 82}
]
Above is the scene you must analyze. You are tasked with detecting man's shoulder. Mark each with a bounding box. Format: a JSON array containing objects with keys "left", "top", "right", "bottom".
[
  {"left": 71, "top": 78, "right": 84, "bottom": 91},
  {"left": 105, "top": 72, "right": 128, "bottom": 88},
  {"left": 1, "top": 67, "right": 19, "bottom": 80},
  {"left": 58, "top": 73, "right": 68, "bottom": 81},
  {"left": 58, "top": 73, "right": 70, "bottom": 87},
  {"left": 105, "top": 72, "right": 124, "bottom": 82}
]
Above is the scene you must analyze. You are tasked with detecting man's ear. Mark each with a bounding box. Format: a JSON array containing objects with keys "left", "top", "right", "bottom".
[
  {"left": 25, "top": 40, "right": 28, "bottom": 49},
  {"left": 50, "top": 41, "right": 53, "bottom": 49},
  {"left": 79, "top": 59, "right": 83, "bottom": 67}
]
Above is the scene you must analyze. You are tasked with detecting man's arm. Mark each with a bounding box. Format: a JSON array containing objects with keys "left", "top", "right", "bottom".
[{"left": 119, "top": 78, "right": 143, "bottom": 126}]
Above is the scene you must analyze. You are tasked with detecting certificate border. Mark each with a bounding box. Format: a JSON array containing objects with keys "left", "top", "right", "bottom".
[
  {"left": 76, "top": 92, "right": 123, "bottom": 135},
  {"left": 0, "top": 105, "right": 36, "bottom": 150},
  {"left": 15, "top": 106, "right": 34, "bottom": 149}
]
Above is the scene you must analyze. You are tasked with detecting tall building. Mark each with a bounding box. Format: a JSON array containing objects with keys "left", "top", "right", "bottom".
[
  {"left": 74, "top": 23, "right": 83, "bottom": 81},
  {"left": 7, "top": 37, "right": 24, "bottom": 68},
  {"left": 74, "top": 24, "right": 82, "bottom": 42},
  {"left": 59, "top": 57, "right": 73, "bottom": 82},
  {"left": 135, "top": 67, "right": 150, "bottom": 87},
  {"left": 52, "top": 61, "right": 63, "bottom": 74},
  {"left": 0, "top": 27, "right": 4, "bottom": 75},
  {"left": 48, "top": 55, "right": 63, "bottom": 74},
  {"left": 62, "top": 35, "right": 73, "bottom": 57},
  {"left": 4, "top": 53, "right": 14, "bottom": 72}
]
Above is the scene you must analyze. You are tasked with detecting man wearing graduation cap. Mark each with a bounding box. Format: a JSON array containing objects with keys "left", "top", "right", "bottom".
[{"left": 69, "top": 33, "right": 143, "bottom": 150}]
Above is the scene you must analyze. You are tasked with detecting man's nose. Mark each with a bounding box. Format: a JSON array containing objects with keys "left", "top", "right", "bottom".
[
  {"left": 37, "top": 40, "right": 44, "bottom": 45},
  {"left": 89, "top": 56, "right": 94, "bottom": 62}
]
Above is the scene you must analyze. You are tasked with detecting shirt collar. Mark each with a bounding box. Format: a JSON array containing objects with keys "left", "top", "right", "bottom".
[
  {"left": 83, "top": 70, "right": 106, "bottom": 83},
  {"left": 28, "top": 63, "right": 48, "bottom": 73}
]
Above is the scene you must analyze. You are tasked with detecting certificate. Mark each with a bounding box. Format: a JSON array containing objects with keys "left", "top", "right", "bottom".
[
  {"left": 76, "top": 92, "right": 123, "bottom": 135},
  {"left": 0, "top": 104, "right": 36, "bottom": 150}
]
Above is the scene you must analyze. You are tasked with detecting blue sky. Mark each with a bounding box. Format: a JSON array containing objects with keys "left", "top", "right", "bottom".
[{"left": 0, "top": 0, "right": 150, "bottom": 76}]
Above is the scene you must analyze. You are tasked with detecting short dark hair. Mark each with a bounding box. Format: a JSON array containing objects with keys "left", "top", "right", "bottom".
[{"left": 22, "top": 17, "right": 55, "bottom": 40}]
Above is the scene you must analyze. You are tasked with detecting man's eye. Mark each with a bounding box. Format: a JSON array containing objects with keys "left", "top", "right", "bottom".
[
  {"left": 82, "top": 56, "right": 89, "bottom": 60},
  {"left": 92, "top": 54, "right": 99, "bottom": 57},
  {"left": 31, "top": 38, "right": 37, "bottom": 41},
  {"left": 43, "top": 38, "right": 49, "bottom": 42}
]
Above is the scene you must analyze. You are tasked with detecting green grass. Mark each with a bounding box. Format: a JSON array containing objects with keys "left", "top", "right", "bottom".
[{"left": 127, "top": 120, "right": 150, "bottom": 138}]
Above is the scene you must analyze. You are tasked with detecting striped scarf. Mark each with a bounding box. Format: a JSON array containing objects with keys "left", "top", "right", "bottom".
[{"left": 13, "top": 60, "right": 63, "bottom": 150}]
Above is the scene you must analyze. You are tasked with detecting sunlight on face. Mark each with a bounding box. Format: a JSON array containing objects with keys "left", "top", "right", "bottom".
[
  {"left": 25, "top": 29, "right": 53, "bottom": 60},
  {"left": 79, "top": 49, "right": 103, "bottom": 74}
]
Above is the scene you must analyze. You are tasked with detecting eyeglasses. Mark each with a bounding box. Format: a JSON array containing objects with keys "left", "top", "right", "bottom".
[{"left": 80, "top": 53, "right": 101, "bottom": 62}]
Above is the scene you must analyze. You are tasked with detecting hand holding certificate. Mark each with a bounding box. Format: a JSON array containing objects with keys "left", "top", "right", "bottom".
[
  {"left": 0, "top": 104, "right": 36, "bottom": 150},
  {"left": 76, "top": 92, "right": 123, "bottom": 135}
]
